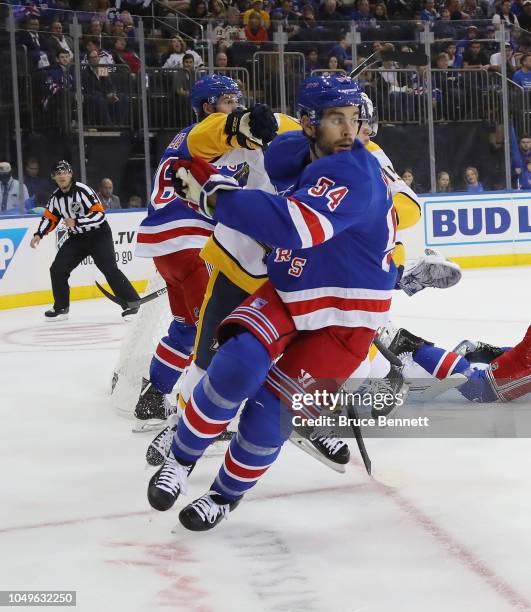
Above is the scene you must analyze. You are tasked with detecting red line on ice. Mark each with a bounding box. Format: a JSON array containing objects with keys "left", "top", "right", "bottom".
[
  {"left": 0, "top": 484, "right": 367, "bottom": 536},
  {"left": 351, "top": 458, "right": 531, "bottom": 612}
]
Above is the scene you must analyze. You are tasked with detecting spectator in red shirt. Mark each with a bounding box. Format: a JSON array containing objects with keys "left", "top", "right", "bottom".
[
  {"left": 244, "top": 12, "right": 269, "bottom": 41},
  {"left": 112, "top": 36, "right": 141, "bottom": 73}
]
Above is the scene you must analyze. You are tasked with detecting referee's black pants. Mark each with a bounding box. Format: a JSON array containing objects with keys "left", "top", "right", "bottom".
[{"left": 50, "top": 222, "right": 140, "bottom": 310}]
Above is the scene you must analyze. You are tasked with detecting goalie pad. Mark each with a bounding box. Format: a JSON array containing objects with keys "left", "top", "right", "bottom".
[{"left": 397, "top": 248, "right": 462, "bottom": 296}]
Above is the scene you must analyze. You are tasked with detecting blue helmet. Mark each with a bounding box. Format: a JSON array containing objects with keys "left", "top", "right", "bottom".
[
  {"left": 191, "top": 74, "right": 242, "bottom": 115},
  {"left": 296, "top": 75, "right": 364, "bottom": 125}
]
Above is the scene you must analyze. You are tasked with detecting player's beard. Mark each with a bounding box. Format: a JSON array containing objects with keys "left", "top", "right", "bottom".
[{"left": 313, "top": 126, "right": 357, "bottom": 158}]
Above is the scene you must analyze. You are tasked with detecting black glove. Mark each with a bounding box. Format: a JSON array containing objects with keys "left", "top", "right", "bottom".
[
  {"left": 224, "top": 104, "right": 277, "bottom": 149},
  {"left": 248, "top": 103, "right": 278, "bottom": 145}
]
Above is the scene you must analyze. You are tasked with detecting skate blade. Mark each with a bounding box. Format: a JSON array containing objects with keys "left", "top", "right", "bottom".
[
  {"left": 419, "top": 373, "right": 467, "bottom": 401},
  {"left": 44, "top": 314, "right": 69, "bottom": 322},
  {"left": 288, "top": 436, "right": 347, "bottom": 474},
  {"left": 132, "top": 419, "right": 166, "bottom": 434}
]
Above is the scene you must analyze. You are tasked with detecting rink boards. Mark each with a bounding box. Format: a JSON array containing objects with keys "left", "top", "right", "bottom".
[{"left": 0, "top": 192, "right": 530, "bottom": 309}]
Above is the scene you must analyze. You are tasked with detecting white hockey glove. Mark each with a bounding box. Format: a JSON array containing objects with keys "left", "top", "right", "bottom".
[
  {"left": 397, "top": 248, "right": 462, "bottom": 296},
  {"left": 171, "top": 158, "right": 240, "bottom": 219}
]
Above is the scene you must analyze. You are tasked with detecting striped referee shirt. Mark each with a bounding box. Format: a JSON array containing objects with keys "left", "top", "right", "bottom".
[{"left": 36, "top": 181, "right": 106, "bottom": 237}]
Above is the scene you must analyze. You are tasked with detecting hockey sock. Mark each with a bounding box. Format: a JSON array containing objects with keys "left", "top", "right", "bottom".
[
  {"left": 413, "top": 344, "right": 469, "bottom": 379},
  {"left": 211, "top": 386, "right": 293, "bottom": 501},
  {"left": 171, "top": 332, "right": 272, "bottom": 464},
  {"left": 149, "top": 320, "right": 196, "bottom": 394},
  {"left": 483, "top": 326, "right": 531, "bottom": 401}
]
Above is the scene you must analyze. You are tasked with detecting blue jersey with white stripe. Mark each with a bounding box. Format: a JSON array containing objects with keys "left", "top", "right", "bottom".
[{"left": 213, "top": 131, "right": 397, "bottom": 331}]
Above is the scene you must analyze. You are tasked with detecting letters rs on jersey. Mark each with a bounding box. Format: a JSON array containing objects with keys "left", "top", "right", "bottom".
[{"left": 213, "top": 131, "right": 397, "bottom": 331}]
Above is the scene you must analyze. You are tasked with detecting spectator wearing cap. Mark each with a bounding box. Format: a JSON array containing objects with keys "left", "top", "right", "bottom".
[
  {"left": 243, "top": 0, "right": 271, "bottom": 29},
  {"left": 490, "top": 42, "right": 517, "bottom": 75},
  {"left": 513, "top": 52, "right": 531, "bottom": 86},
  {"left": 456, "top": 25, "right": 479, "bottom": 58},
  {"left": 0, "top": 162, "right": 30, "bottom": 213},
  {"left": 519, "top": 0, "right": 531, "bottom": 29},
  {"left": 244, "top": 11, "right": 269, "bottom": 41},
  {"left": 421, "top": 0, "right": 440, "bottom": 23},
  {"left": 492, "top": 0, "right": 520, "bottom": 29}
]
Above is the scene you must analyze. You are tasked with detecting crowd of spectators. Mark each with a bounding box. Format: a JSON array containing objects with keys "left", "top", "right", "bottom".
[
  {"left": 4, "top": 0, "right": 531, "bottom": 195},
  {"left": 0, "top": 155, "right": 144, "bottom": 212}
]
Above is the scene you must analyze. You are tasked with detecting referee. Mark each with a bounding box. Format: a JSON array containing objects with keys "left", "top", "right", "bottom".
[{"left": 30, "top": 160, "right": 140, "bottom": 320}]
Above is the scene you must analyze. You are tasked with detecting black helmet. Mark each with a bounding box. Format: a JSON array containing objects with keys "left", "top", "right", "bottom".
[{"left": 51, "top": 160, "right": 73, "bottom": 177}]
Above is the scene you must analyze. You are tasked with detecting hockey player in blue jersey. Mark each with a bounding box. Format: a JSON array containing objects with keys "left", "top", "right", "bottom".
[
  {"left": 146, "top": 75, "right": 399, "bottom": 531},
  {"left": 381, "top": 325, "right": 531, "bottom": 403},
  {"left": 131, "top": 75, "right": 279, "bottom": 430}
]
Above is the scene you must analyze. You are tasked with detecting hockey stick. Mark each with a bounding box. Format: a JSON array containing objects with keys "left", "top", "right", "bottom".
[
  {"left": 349, "top": 50, "right": 429, "bottom": 79},
  {"left": 95, "top": 280, "right": 168, "bottom": 309},
  {"left": 346, "top": 402, "right": 371, "bottom": 476},
  {"left": 349, "top": 50, "right": 382, "bottom": 78},
  {"left": 373, "top": 336, "right": 403, "bottom": 368}
]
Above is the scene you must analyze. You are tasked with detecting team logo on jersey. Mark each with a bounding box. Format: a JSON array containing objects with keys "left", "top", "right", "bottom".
[
  {"left": 0, "top": 228, "right": 27, "bottom": 279},
  {"left": 71, "top": 201, "right": 83, "bottom": 215},
  {"left": 250, "top": 297, "right": 268, "bottom": 310},
  {"left": 297, "top": 369, "right": 316, "bottom": 389}
]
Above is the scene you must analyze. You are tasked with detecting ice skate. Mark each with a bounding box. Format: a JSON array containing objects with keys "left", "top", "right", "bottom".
[{"left": 178, "top": 491, "right": 240, "bottom": 531}]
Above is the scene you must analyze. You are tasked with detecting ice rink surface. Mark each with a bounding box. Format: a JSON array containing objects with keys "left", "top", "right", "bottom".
[{"left": 1, "top": 266, "right": 530, "bottom": 612}]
